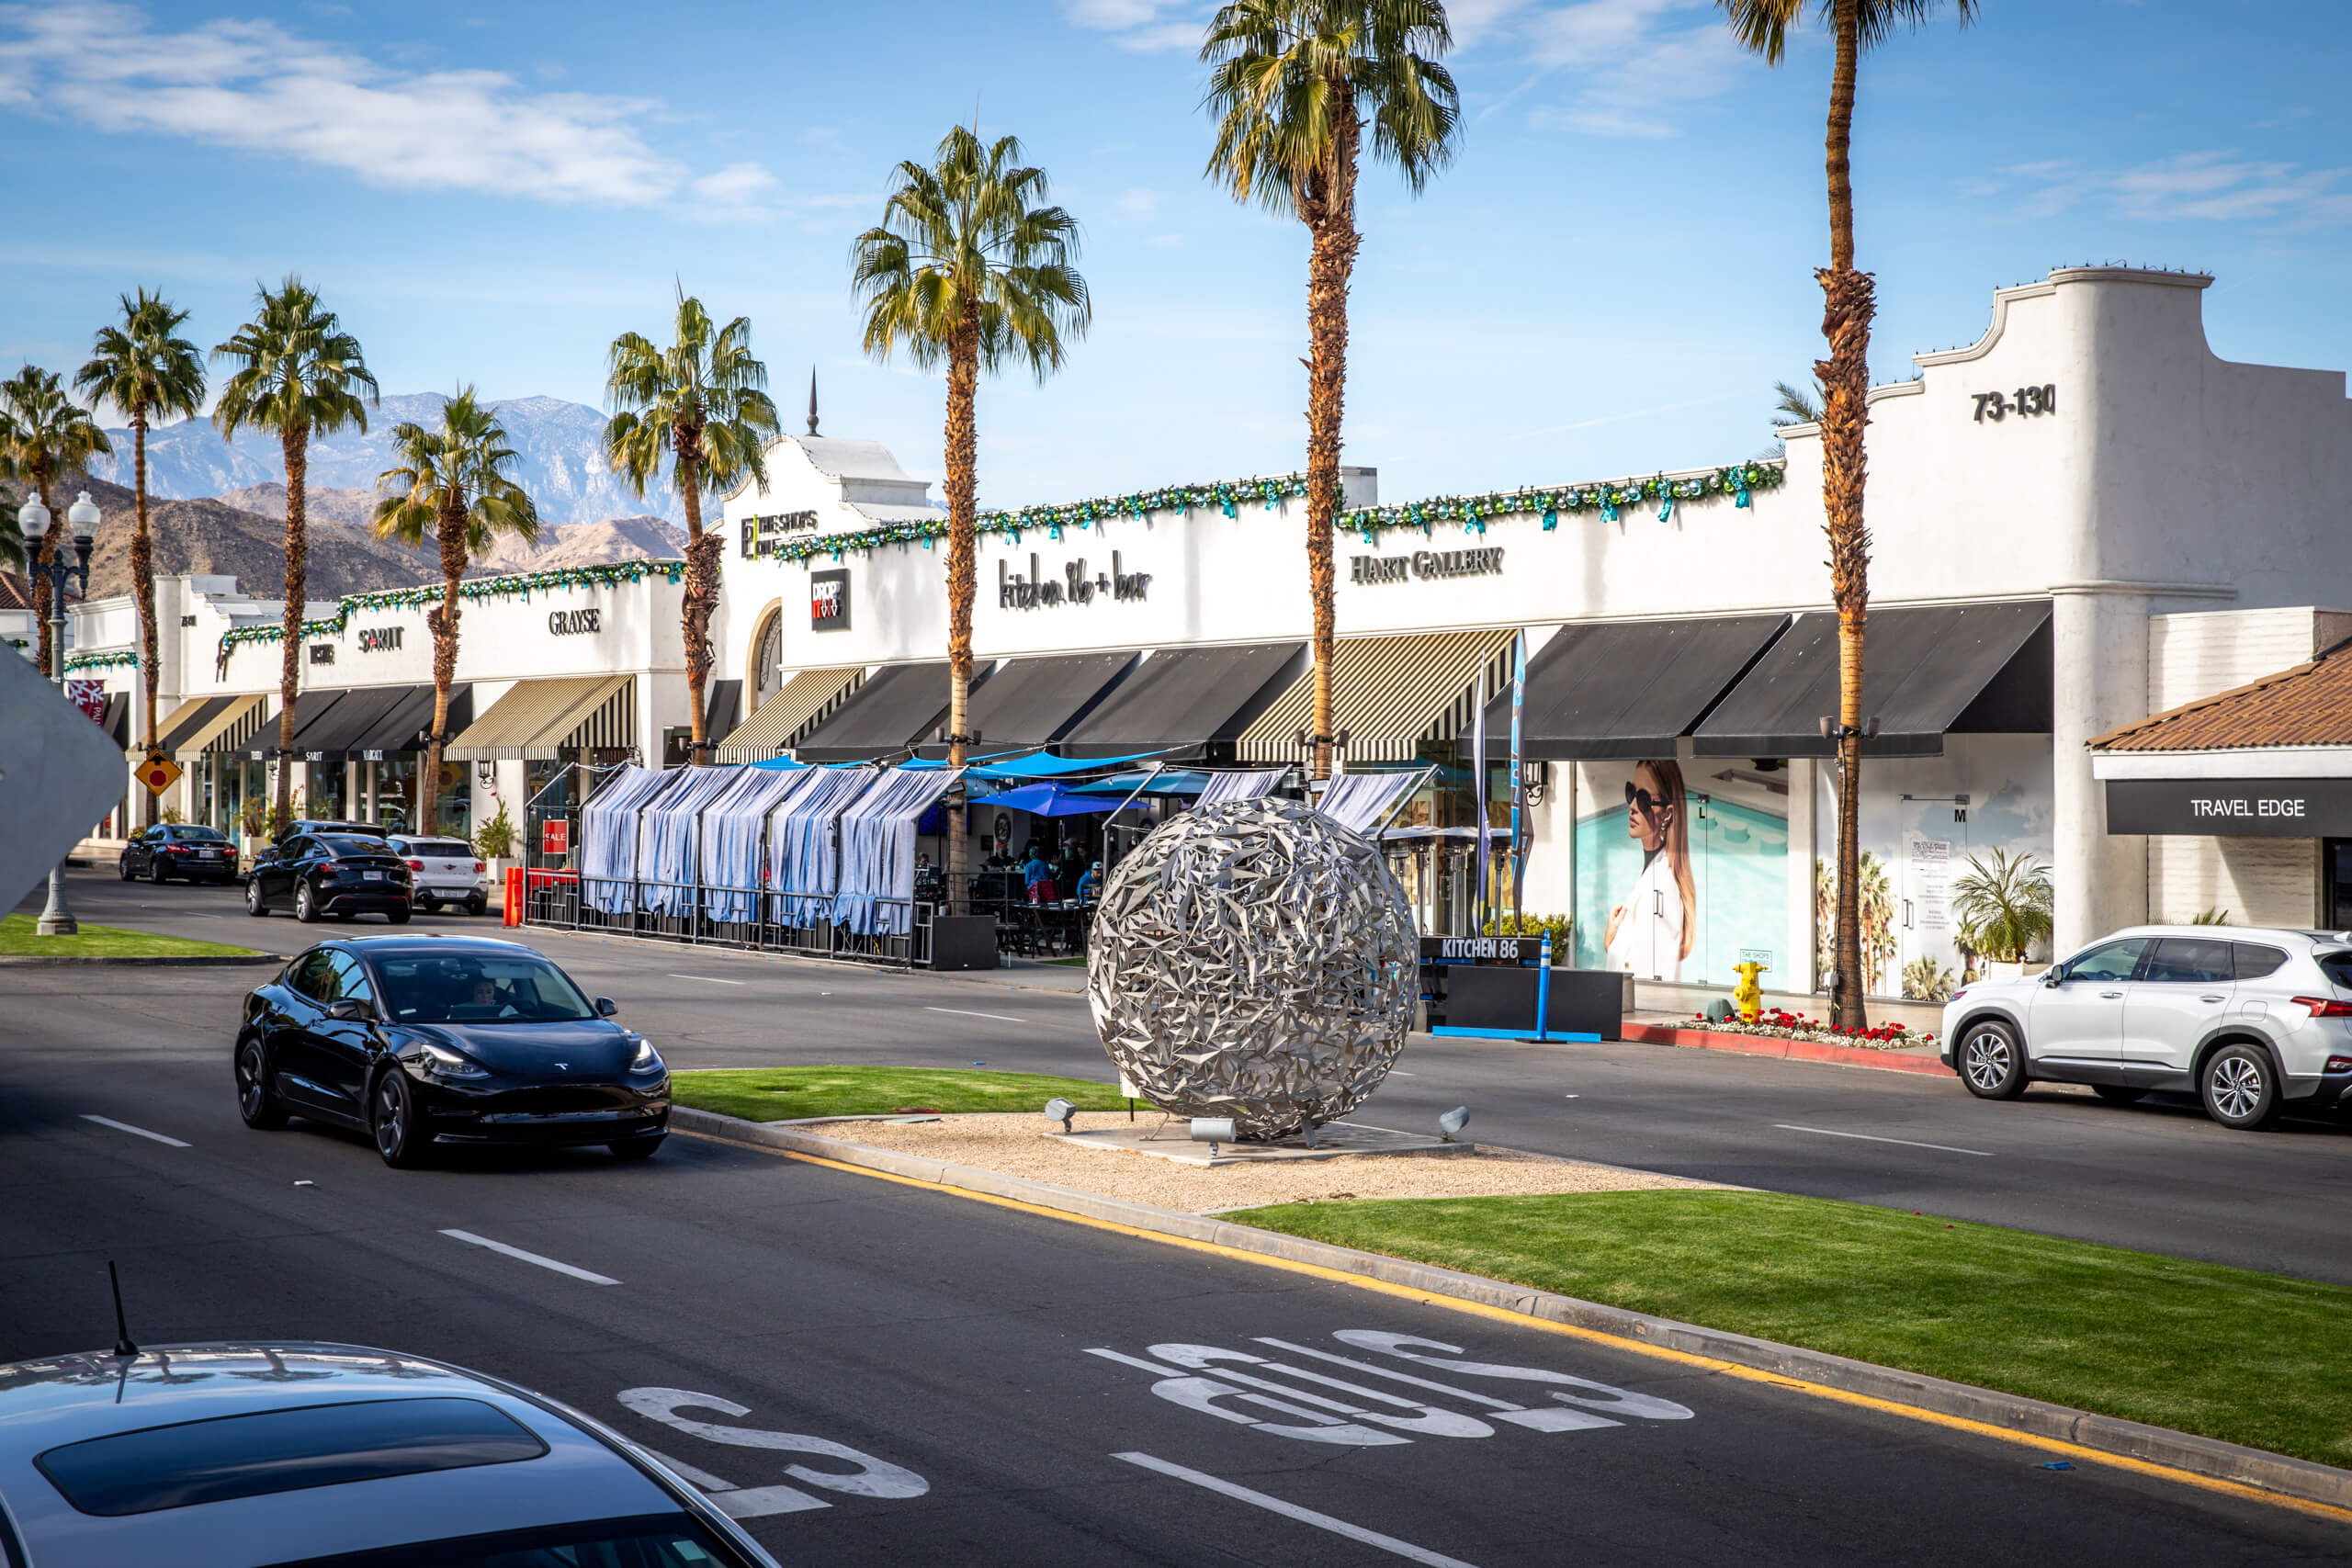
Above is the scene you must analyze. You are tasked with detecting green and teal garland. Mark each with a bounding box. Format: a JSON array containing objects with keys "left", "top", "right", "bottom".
[
  {"left": 62, "top": 649, "right": 140, "bottom": 674},
  {"left": 769, "top": 472, "right": 1314, "bottom": 564},
  {"left": 216, "top": 559, "right": 685, "bottom": 665}
]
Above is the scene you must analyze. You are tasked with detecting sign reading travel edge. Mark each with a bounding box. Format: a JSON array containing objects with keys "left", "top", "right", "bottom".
[
  {"left": 1351, "top": 547, "right": 1505, "bottom": 585},
  {"left": 2105, "top": 778, "right": 2352, "bottom": 837},
  {"left": 811, "top": 569, "right": 851, "bottom": 630}
]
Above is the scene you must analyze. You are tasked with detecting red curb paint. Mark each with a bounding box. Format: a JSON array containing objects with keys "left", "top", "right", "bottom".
[{"left": 1621, "top": 1022, "right": 1954, "bottom": 1077}]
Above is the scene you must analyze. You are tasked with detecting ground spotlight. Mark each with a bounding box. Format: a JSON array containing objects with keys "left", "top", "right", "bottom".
[
  {"left": 1043, "top": 1097, "right": 1075, "bottom": 1134},
  {"left": 1190, "top": 1117, "right": 1237, "bottom": 1156},
  {"left": 1438, "top": 1106, "right": 1469, "bottom": 1143}
]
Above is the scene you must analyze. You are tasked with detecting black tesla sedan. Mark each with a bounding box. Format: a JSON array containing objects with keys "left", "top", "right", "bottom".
[
  {"left": 119, "top": 823, "right": 239, "bottom": 884},
  {"left": 234, "top": 936, "right": 668, "bottom": 1167},
  {"left": 245, "top": 832, "right": 413, "bottom": 923}
]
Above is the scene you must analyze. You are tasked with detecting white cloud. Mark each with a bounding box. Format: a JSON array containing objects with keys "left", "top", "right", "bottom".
[
  {"left": 1062, "top": 0, "right": 1203, "bottom": 53},
  {"left": 0, "top": 2, "right": 741, "bottom": 207},
  {"left": 1516, "top": 0, "right": 1743, "bottom": 137},
  {"left": 1115, "top": 186, "right": 1162, "bottom": 220},
  {"left": 1990, "top": 152, "right": 2352, "bottom": 228}
]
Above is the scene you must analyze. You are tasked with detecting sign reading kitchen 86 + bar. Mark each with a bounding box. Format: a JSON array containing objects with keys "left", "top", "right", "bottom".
[{"left": 2105, "top": 778, "right": 2352, "bottom": 837}]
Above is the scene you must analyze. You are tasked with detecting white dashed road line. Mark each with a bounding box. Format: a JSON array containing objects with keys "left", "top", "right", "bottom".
[
  {"left": 924, "top": 1006, "right": 1025, "bottom": 1024},
  {"left": 669, "top": 974, "right": 747, "bottom": 986},
  {"left": 1114, "top": 1452, "right": 1479, "bottom": 1568},
  {"left": 439, "top": 1229, "right": 620, "bottom": 1285},
  {"left": 81, "top": 1115, "right": 189, "bottom": 1148},
  {"left": 1774, "top": 1123, "right": 1994, "bottom": 1157}
]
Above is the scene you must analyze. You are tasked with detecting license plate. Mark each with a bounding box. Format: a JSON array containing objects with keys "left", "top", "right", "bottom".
[
  {"left": 363, "top": 871, "right": 384, "bottom": 881},
  {"left": 198, "top": 851, "right": 220, "bottom": 858}
]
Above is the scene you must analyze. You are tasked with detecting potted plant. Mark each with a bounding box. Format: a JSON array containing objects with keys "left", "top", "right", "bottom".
[
  {"left": 236, "top": 795, "right": 270, "bottom": 871},
  {"left": 474, "top": 800, "right": 517, "bottom": 885},
  {"left": 1950, "top": 848, "right": 2053, "bottom": 982}
]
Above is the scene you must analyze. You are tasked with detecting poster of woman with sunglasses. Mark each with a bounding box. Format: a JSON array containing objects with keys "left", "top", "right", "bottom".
[{"left": 1603, "top": 759, "right": 1700, "bottom": 982}]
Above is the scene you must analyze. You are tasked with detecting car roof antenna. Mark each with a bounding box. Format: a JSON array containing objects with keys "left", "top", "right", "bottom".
[{"left": 108, "top": 1259, "right": 139, "bottom": 1359}]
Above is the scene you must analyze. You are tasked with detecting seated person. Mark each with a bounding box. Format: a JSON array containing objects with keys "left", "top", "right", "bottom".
[
  {"left": 448, "top": 976, "right": 519, "bottom": 1021},
  {"left": 1075, "top": 860, "right": 1101, "bottom": 901}
]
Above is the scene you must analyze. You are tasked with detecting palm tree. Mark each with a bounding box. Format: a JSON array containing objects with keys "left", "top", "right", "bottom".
[
  {"left": 1202, "top": 0, "right": 1458, "bottom": 780},
  {"left": 211, "top": 277, "right": 379, "bottom": 833},
  {"left": 77, "top": 290, "right": 207, "bottom": 815},
  {"left": 0, "top": 483, "right": 26, "bottom": 575},
  {"left": 372, "top": 389, "right": 541, "bottom": 834},
  {"left": 0, "top": 366, "right": 113, "bottom": 672},
  {"left": 1771, "top": 376, "right": 1824, "bottom": 426},
  {"left": 1718, "top": 0, "right": 1978, "bottom": 1026},
  {"left": 604, "top": 292, "right": 781, "bottom": 766},
  {"left": 850, "top": 123, "right": 1091, "bottom": 910}
]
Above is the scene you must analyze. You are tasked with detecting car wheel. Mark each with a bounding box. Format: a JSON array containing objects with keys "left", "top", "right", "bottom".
[
  {"left": 1957, "top": 1020, "right": 2028, "bottom": 1100},
  {"left": 609, "top": 1135, "right": 663, "bottom": 1160},
  {"left": 149, "top": 860, "right": 168, "bottom": 885},
  {"left": 385, "top": 904, "right": 413, "bottom": 926},
  {"left": 414, "top": 895, "right": 438, "bottom": 913},
  {"left": 118, "top": 857, "right": 134, "bottom": 881},
  {"left": 2092, "top": 1084, "right": 2149, "bottom": 1105},
  {"left": 295, "top": 881, "right": 320, "bottom": 923},
  {"left": 2201, "top": 1043, "right": 2280, "bottom": 1131},
  {"left": 235, "top": 1037, "right": 289, "bottom": 1130},
  {"left": 372, "top": 1070, "right": 430, "bottom": 1168},
  {"left": 466, "top": 894, "right": 489, "bottom": 917},
  {"left": 245, "top": 879, "right": 269, "bottom": 917}
]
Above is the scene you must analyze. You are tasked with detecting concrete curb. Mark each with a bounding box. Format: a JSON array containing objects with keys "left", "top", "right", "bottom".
[
  {"left": 671, "top": 1104, "right": 2352, "bottom": 1514},
  {"left": 0, "top": 953, "right": 279, "bottom": 967},
  {"left": 1622, "top": 1021, "right": 1952, "bottom": 1077}
]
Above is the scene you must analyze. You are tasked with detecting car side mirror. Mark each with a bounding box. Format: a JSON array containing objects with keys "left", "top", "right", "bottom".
[
  {"left": 327, "top": 998, "right": 372, "bottom": 1021},
  {"left": 2042, "top": 967, "right": 2066, "bottom": 987},
  {"left": 594, "top": 997, "right": 618, "bottom": 1018}
]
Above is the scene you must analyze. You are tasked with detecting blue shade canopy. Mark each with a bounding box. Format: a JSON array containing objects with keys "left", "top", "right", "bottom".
[
  {"left": 983, "top": 783, "right": 1124, "bottom": 817},
  {"left": 1070, "top": 769, "right": 1213, "bottom": 797}
]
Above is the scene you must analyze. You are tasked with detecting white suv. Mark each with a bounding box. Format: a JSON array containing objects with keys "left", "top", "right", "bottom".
[
  {"left": 1940, "top": 926, "right": 2352, "bottom": 1131},
  {"left": 383, "top": 834, "right": 491, "bottom": 916}
]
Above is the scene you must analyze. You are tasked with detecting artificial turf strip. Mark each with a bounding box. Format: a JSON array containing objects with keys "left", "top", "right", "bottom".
[
  {"left": 670, "top": 1066, "right": 1132, "bottom": 1123},
  {"left": 0, "top": 912, "right": 258, "bottom": 958},
  {"left": 1227, "top": 1189, "right": 2352, "bottom": 1469}
]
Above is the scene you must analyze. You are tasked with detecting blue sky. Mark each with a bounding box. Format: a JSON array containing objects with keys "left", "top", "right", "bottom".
[{"left": 3, "top": 0, "right": 2346, "bottom": 510}]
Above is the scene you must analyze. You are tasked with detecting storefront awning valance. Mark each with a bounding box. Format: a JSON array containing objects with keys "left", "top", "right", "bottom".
[
  {"left": 184, "top": 694, "right": 272, "bottom": 758},
  {"left": 911, "top": 650, "right": 1136, "bottom": 759},
  {"left": 282, "top": 685, "right": 413, "bottom": 761},
  {"left": 1477, "top": 615, "right": 1791, "bottom": 760},
  {"left": 446, "top": 674, "right": 635, "bottom": 761},
  {"left": 1238, "top": 630, "right": 1516, "bottom": 764},
  {"left": 795, "top": 660, "right": 986, "bottom": 763},
  {"left": 99, "top": 692, "right": 130, "bottom": 751},
  {"left": 1057, "top": 642, "right": 1305, "bottom": 759},
  {"left": 1691, "top": 600, "right": 2051, "bottom": 758},
  {"left": 154, "top": 696, "right": 227, "bottom": 756},
  {"left": 716, "top": 667, "right": 865, "bottom": 763}
]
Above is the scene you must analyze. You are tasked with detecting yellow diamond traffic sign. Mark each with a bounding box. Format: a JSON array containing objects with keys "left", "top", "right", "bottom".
[{"left": 138, "top": 755, "right": 183, "bottom": 795}]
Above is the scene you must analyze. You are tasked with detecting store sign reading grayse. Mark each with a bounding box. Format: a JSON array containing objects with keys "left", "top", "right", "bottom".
[
  {"left": 548, "top": 608, "right": 602, "bottom": 636},
  {"left": 999, "top": 551, "right": 1150, "bottom": 610},
  {"left": 1351, "top": 547, "right": 1505, "bottom": 585},
  {"left": 2104, "top": 777, "right": 2352, "bottom": 837}
]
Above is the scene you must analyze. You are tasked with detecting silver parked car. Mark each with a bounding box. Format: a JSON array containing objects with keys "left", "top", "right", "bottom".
[
  {"left": 384, "top": 835, "right": 491, "bottom": 916},
  {"left": 1941, "top": 926, "right": 2352, "bottom": 1129},
  {"left": 0, "top": 1342, "right": 779, "bottom": 1568}
]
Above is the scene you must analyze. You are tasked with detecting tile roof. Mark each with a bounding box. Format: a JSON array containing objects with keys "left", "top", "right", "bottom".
[
  {"left": 0, "top": 572, "right": 28, "bottom": 611},
  {"left": 2091, "top": 638, "right": 2352, "bottom": 751}
]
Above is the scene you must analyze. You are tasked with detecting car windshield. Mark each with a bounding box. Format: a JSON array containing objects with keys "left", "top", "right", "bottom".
[
  {"left": 262, "top": 1513, "right": 753, "bottom": 1568},
  {"left": 374, "top": 953, "right": 597, "bottom": 1024},
  {"left": 319, "top": 837, "right": 390, "bottom": 857}
]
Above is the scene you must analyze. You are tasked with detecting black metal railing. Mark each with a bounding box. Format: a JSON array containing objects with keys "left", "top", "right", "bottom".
[{"left": 522, "top": 869, "right": 934, "bottom": 968}]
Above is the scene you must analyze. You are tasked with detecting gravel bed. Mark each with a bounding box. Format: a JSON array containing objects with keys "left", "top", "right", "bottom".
[{"left": 805, "top": 1111, "right": 1713, "bottom": 1213}]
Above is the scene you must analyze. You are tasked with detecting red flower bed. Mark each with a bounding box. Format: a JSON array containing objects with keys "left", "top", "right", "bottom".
[{"left": 1690, "top": 1009, "right": 1935, "bottom": 1050}]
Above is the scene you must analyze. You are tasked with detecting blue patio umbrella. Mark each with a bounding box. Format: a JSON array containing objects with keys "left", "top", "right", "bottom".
[{"left": 982, "top": 783, "right": 1123, "bottom": 817}]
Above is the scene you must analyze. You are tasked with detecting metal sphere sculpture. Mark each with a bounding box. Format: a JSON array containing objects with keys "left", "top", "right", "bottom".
[{"left": 1087, "top": 796, "right": 1418, "bottom": 1140}]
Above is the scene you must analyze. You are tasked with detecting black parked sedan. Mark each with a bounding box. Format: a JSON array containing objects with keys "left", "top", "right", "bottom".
[
  {"left": 245, "top": 832, "right": 413, "bottom": 923},
  {"left": 119, "top": 823, "right": 239, "bottom": 884},
  {"left": 234, "top": 936, "right": 668, "bottom": 1167}
]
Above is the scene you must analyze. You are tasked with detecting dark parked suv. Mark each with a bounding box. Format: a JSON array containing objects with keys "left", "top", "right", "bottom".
[
  {"left": 245, "top": 833, "right": 414, "bottom": 924},
  {"left": 119, "top": 824, "right": 238, "bottom": 885}
]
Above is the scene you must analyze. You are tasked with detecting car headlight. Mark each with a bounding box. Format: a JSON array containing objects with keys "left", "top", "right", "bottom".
[
  {"left": 420, "top": 1042, "right": 489, "bottom": 1079},
  {"left": 628, "top": 1036, "right": 663, "bottom": 1073}
]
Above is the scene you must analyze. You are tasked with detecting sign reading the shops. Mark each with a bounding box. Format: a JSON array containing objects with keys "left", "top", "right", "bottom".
[
  {"left": 308, "top": 643, "right": 334, "bottom": 665},
  {"left": 2105, "top": 777, "right": 2352, "bottom": 837},
  {"left": 358, "top": 626, "right": 403, "bottom": 652},
  {"left": 811, "top": 569, "right": 851, "bottom": 630},
  {"left": 1351, "top": 547, "right": 1505, "bottom": 586},
  {"left": 741, "top": 510, "right": 820, "bottom": 558},
  {"left": 998, "top": 551, "right": 1151, "bottom": 610},
  {"left": 548, "top": 608, "right": 602, "bottom": 637},
  {"left": 1972, "top": 384, "right": 2056, "bottom": 423}
]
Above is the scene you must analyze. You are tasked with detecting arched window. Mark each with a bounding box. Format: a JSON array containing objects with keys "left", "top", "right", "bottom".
[{"left": 752, "top": 608, "right": 784, "bottom": 710}]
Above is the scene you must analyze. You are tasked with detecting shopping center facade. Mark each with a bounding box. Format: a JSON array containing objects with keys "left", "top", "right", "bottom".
[{"left": 54, "top": 265, "right": 2352, "bottom": 1003}]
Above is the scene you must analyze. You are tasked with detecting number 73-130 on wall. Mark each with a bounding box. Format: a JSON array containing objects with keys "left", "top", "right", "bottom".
[{"left": 1973, "top": 385, "right": 2056, "bottom": 423}]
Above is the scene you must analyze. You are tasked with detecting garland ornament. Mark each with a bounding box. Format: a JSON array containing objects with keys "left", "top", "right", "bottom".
[{"left": 62, "top": 649, "right": 140, "bottom": 673}]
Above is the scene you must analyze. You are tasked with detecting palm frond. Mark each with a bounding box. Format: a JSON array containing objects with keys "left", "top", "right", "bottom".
[
  {"left": 209, "top": 276, "right": 379, "bottom": 445},
  {"left": 1716, "top": 0, "right": 1976, "bottom": 62}
]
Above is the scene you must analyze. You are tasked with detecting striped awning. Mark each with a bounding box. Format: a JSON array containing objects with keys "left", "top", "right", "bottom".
[
  {"left": 1237, "top": 629, "right": 1517, "bottom": 763},
  {"left": 154, "top": 696, "right": 224, "bottom": 755},
  {"left": 180, "top": 694, "right": 272, "bottom": 759},
  {"left": 714, "top": 667, "right": 864, "bottom": 764},
  {"left": 446, "top": 674, "right": 636, "bottom": 761}
]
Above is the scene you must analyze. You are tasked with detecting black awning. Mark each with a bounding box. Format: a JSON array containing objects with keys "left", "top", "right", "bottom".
[
  {"left": 795, "top": 661, "right": 985, "bottom": 762},
  {"left": 1692, "top": 600, "right": 2052, "bottom": 758},
  {"left": 276, "top": 688, "right": 354, "bottom": 755},
  {"left": 703, "top": 679, "right": 742, "bottom": 742},
  {"left": 288, "top": 686, "right": 413, "bottom": 761},
  {"left": 1478, "top": 615, "right": 1791, "bottom": 760},
  {"left": 100, "top": 693, "right": 130, "bottom": 750},
  {"left": 353, "top": 684, "right": 472, "bottom": 758},
  {"left": 1056, "top": 642, "right": 1306, "bottom": 758},
  {"left": 913, "top": 651, "right": 1136, "bottom": 758}
]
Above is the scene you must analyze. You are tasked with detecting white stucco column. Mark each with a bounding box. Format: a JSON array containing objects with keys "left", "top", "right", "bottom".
[
  {"left": 1784, "top": 759, "right": 1817, "bottom": 992},
  {"left": 2051, "top": 588, "right": 2151, "bottom": 953}
]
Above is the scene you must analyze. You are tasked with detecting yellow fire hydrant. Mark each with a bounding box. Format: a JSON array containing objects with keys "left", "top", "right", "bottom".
[{"left": 1731, "top": 960, "right": 1769, "bottom": 1023}]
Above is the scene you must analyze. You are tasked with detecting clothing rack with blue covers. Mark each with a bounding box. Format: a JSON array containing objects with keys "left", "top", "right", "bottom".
[
  {"left": 768, "top": 768, "right": 878, "bottom": 928},
  {"left": 579, "top": 766, "right": 680, "bottom": 914},
  {"left": 697, "top": 766, "right": 814, "bottom": 925},
  {"left": 833, "top": 767, "right": 962, "bottom": 936},
  {"left": 636, "top": 766, "right": 743, "bottom": 914}
]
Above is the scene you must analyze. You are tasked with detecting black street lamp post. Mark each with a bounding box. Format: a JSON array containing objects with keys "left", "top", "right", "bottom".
[{"left": 25, "top": 489, "right": 99, "bottom": 936}]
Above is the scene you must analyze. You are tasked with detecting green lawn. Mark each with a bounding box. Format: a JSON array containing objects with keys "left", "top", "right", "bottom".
[
  {"left": 0, "top": 913, "right": 259, "bottom": 959},
  {"left": 1228, "top": 1189, "right": 2352, "bottom": 1469},
  {"left": 672, "top": 1066, "right": 1134, "bottom": 1122}
]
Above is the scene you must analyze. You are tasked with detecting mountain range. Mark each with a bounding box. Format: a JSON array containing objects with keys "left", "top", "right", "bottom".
[{"left": 87, "top": 393, "right": 684, "bottom": 526}]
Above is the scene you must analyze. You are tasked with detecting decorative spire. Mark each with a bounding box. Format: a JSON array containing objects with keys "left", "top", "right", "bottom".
[{"left": 807, "top": 367, "right": 819, "bottom": 437}]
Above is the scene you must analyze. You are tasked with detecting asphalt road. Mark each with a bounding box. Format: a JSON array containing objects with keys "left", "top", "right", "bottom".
[
  {"left": 0, "top": 964, "right": 2342, "bottom": 1564},
  {"left": 25, "top": 868, "right": 2352, "bottom": 1287}
]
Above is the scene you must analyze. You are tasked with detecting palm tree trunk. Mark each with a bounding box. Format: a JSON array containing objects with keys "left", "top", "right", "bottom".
[
  {"left": 1819, "top": 0, "right": 1874, "bottom": 1028},
  {"left": 676, "top": 436, "right": 716, "bottom": 765},
  {"left": 422, "top": 502, "right": 466, "bottom": 836},
  {"left": 30, "top": 468, "right": 57, "bottom": 675},
  {"left": 942, "top": 314, "right": 980, "bottom": 916},
  {"left": 132, "top": 411, "right": 159, "bottom": 828},
  {"left": 275, "top": 427, "right": 309, "bottom": 834},
  {"left": 1302, "top": 91, "right": 1362, "bottom": 784}
]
